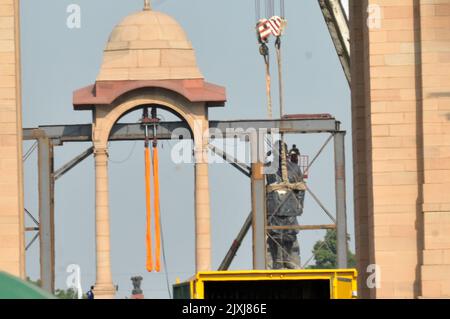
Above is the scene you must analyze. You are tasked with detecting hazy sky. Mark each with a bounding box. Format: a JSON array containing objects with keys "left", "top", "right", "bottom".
[{"left": 21, "top": 0, "right": 351, "bottom": 298}]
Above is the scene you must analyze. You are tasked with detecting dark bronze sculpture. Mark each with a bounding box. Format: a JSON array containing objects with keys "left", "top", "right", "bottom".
[{"left": 131, "top": 276, "right": 143, "bottom": 295}]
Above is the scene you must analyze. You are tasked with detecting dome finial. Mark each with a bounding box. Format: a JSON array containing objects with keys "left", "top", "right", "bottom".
[{"left": 144, "top": 0, "right": 151, "bottom": 11}]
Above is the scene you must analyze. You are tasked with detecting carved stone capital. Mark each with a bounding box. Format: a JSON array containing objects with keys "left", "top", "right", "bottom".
[{"left": 94, "top": 147, "right": 109, "bottom": 158}]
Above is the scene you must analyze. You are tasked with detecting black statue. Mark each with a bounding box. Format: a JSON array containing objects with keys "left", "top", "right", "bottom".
[{"left": 131, "top": 276, "right": 143, "bottom": 295}]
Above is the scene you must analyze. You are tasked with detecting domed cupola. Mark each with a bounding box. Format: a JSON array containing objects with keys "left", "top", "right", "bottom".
[
  {"left": 97, "top": 7, "right": 203, "bottom": 81},
  {"left": 74, "top": 2, "right": 225, "bottom": 110}
]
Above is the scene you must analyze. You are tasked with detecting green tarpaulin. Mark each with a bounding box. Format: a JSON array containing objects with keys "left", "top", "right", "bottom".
[{"left": 0, "top": 272, "right": 55, "bottom": 299}]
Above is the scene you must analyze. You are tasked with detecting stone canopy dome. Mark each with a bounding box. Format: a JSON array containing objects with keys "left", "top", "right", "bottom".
[
  {"left": 74, "top": 7, "right": 226, "bottom": 110},
  {"left": 97, "top": 9, "right": 203, "bottom": 81}
]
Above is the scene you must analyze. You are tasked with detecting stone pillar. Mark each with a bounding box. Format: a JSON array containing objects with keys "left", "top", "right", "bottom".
[
  {"left": 350, "top": 0, "right": 373, "bottom": 298},
  {"left": 418, "top": 0, "right": 450, "bottom": 299},
  {"left": 194, "top": 121, "right": 211, "bottom": 272},
  {"left": 366, "top": 0, "right": 422, "bottom": 299},
  {"left": 351, "top": 0, "right": 450, "bottom": 298},
  {"left": 0, "top": 0, "right": 25, "bottom": 279},
  {"left": 93, "top": 147, "right": 115, "bottom": 299}
]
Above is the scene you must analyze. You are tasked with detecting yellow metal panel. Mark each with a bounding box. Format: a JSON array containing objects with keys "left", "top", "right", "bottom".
[
  {"left": 185, "top": 269, "right": 358, "bottom": 299},
  {"left": 332, "top": 276, "right": 338, "bottom": 299},
  {"left": 336, "top": 277, "right": 353, "bottom": 299}
]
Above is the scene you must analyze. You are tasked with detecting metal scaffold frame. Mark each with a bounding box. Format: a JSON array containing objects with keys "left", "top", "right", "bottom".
[
  {"left": 22, "top": 116, "right": 347, "bottom": 292},
  {"left": 241, "top": 120, "right": 348, "bottom": 271}
]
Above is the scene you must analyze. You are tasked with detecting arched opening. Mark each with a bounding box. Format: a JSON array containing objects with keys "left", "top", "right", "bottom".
[
  {"left": 106, "top": 106, "right": 196, "bottom": 298},
  {"left": 90, "top": 88, "right": 212, "bottom": 298},
  {"left": 92, "top": 88, "right": 201, "bottom": 150}
]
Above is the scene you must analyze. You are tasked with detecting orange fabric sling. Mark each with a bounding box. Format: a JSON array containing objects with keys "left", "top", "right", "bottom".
[
  {"left": 152, "top": 146, "right": 161, "bottom": 272},
  {"left": 145, "top": 146, "right": 153, "bottom": 272}
]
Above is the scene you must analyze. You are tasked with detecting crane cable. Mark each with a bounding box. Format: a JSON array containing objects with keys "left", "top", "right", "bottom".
[
  {"left": 276, "top": 35, "right": 288, "bottom": 182},
  {"left": 262, "top": 46, "right": 272, "bottom": 119},
  {"left": 256, "top": 2, "right": 272, "bottom": 119},
  {"left": 256, "top": 0, "right": 287, "bottom": 179}
]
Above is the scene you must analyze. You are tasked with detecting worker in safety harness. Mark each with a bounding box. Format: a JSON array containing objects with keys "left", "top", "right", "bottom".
[{"left": 265, "top": 141, "right": 305, "bottom": 269}]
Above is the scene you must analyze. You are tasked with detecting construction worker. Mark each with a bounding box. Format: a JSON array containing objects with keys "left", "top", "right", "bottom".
[
  {"left": 266, "top": 141, "right": 305, "bottom": 269},
  {"left": 289, "top": 144, "right": 300, "bottom": 164}
]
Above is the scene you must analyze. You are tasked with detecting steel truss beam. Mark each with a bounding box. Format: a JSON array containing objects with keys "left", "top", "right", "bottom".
[
  {"left": 53, "top": 147, "right": 94, "bottom": 181},
  {"left": 23, "top": 118, "right": 341, "bottom": 143},
  {"left": 23, "top": 117, "right": 347, "bottom": 284},
  {"left": 208, "top": 145, "right": 251, "bottom": 178},
  {"left": 318, "top": 0, "right": 350, "bottom": 84}
]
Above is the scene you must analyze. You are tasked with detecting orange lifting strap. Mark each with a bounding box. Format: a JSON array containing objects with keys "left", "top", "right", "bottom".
[
  {"left": 144, "top": 145, "right": 153, "bottom": 272},
  {"left": 143, "top": 107, "right": 162, "bottom": 273},
  {"left": 152, "top": 146, "right": 161, "bottom": 272}
]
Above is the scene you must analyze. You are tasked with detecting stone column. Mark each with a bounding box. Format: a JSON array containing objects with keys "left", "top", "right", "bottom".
[
  {"left": 350, "top": 0, "right": 372, "bottom": 298},
  {"left": 351, "top": 0, "right": 442, "bottom": 298},
  {"left": 418, "top": 0, "right": 450, "bottom": 299},
  {"left": 194, "top": 121, "right": 211, "bottom": 272},
  {"left": 0, "top": 0, "right": 25, "bottom": 279},
  {"left": 93, "top": 147, "right": 115, "bottom": 298}
]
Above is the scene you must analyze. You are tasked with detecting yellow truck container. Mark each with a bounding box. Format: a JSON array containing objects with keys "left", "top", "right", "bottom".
[{"left": 173, "top": 269, "right": 358, "bottom": 299}]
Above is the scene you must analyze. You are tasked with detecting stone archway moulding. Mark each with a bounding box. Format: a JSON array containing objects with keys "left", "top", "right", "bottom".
[{"left": 87, "top": 88, "right": 214, "bottom": 299}]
